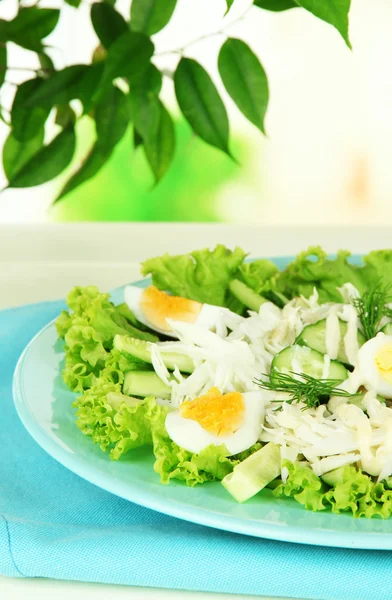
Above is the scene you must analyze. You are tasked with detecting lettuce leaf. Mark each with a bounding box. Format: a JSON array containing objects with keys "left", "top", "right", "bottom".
[
  {"left": 74, "top": 355, "right": 167, "bottom": 459},
  {"left": 273, "top": 247, "right": 369, "bottom": 303},
  {"left": 274, "top": 461, "right": 392, "bottom": 518},
  {"left": 152, "top": 420, "right": 236, "bottom": 486},
  {"left": 237, "top": 260, "right": 279, "bottom": 296},
  {"left": 141, "top": 244, "right": 247, "bottom": 310},
  {"left": 57, "top": 286, "right": 157, "bottom": 392}
]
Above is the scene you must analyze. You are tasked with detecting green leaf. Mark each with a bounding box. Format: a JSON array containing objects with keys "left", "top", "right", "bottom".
[
  {"left": 98, "top": 31, "right": 154, "bottom": 96},
  {"left": 129, "top": 63, "right": 162, "bottom": 94},
  {"left": 143, "top": 101, "right": 175, "bottom": 182},
  {"left": 7, "top": 126, "right": 76, "bottom": 188},
  {"left": 56, "top": 86, "right": 130, "bottom": 201},
  {"left": 55, "top": 104, "right": 76, "bottom": 128},
  {"left": 0, "top": 7, "right": 60, "bottom": 52},
  {"left": 65, "top": 0, "right": 82, "bottom": 7},
  {"left": 296, "top": 0, "right": 351, "bottom": 47},
  {"left": 24, "top": 63, "right": 104, "bottom": 113},
  {"left": 0, "top": 43, "right": 6, "bottom": 90},
  {"left": 131, "top": 0, "right": 177, "bottom": 36},
  {"left": 55, "top": 144, "right": 108, "bottom": 202},
  {"left": 3, "top": 127, "right": 44, "bottom": 180},
  {"left": 91, "top": 2, "right": 128, "bottom": 50},
  {"left": 174, "top": 57, "right": 230, "bottom": 155},
  {"left": 95, "top": 85, "right": 130, "bottom": 153},
  {"left": 38, "top": 52, "right": 55, "bottom": 75},
  {"left": 11, "top": 79, "right": 51, "bottom": 142},
  {"left": 133, "top": 128, "right": 143, "bottom": 150},
  {"left": 225, "top": 0, "right": 235, "bottom": 15},
  {"left": 218, "top": 38, "right": 269, "bottom": 134},
  {"left": 254, "top": 0, "right": 298, "bottom": 11}
]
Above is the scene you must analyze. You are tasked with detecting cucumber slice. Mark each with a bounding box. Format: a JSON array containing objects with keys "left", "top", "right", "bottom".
[
  {"left": 222, "top": 443, "right": 281, "bottom": 503},
  {"left": 123, "top": 371, "right": 172, "bottom": 399},
  {"left": 381, "top": 323, "right": 392, "bottom": 335},
  {"left": 271, "top": 345, "right": 348, "bottom": 381},
  {"left": 114, "top": 334, "right": 194, "bottom": 374},
  {"left": 296, "top": 318, "right": 365, "bottom": 365},
  {"left": 229, "top": 279, "right": 267, "bottom": 312},
  {"left": 348, "top": 392, "right": 385, "bottom": 411}
]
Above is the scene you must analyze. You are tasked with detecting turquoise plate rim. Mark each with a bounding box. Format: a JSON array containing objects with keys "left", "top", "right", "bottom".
[{"left": 14, "top": 254, "right": 392, "bottom": 550}]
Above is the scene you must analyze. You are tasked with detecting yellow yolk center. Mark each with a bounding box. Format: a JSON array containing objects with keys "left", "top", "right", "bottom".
[
  {"left": 140, "top": 286, "right": 202, "bottom": 332},
  {"left": 179, "top": 387, "right": 245, "bottom": 437},
  {"left": 375, "top": 345, "right": 392, "bottom": 384}
]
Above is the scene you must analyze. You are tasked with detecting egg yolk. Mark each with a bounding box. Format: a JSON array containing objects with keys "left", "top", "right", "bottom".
[
  {"left": 375, "top": 344, "right": 392, "bottom": 383},
  {"left": 140, "top": 286, "right": 202, "bottom": 332},
  {"left": 179, "top": 387, "right": 245, "bottom": 437}
]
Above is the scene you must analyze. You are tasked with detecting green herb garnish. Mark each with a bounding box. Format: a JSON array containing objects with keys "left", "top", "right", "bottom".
[
  {"left": 256, "top": 371, "right": 352, "bottom": 409},
  {"left": 352, "top": 280, "right": 392, "bottom": 340}
]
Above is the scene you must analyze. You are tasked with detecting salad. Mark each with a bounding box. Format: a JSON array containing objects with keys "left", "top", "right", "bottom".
[{"left": 56, "top": 245, "right": 392, "bottom": 519}]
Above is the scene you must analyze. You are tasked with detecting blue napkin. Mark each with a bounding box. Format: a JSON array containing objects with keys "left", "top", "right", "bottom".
[{"left": 1, "top": 301, "right": 392, "bottom": 600}]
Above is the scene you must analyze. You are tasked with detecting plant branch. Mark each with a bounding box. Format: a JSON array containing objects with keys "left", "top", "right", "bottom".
[{"left": 155, "top": 1, "right": 254, "bottom": 56}]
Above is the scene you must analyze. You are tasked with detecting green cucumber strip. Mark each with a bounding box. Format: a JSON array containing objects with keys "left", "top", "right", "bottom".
[
  {"left": 114, "top": 334, "right": 194, "bottom": 373},
  {"left": 123, "top": 371, "right": 172, "bottom": 399},
  {"left": 222, "top": 443, "right": 281, "bottom": 503},
  {"left": 271, "top": 345, "right": 348, "bottom": 381},
  {"left": 296, "top": 318, "right": 365, "bottom": 365},
  {"left": 229, "top": 279, "right": 267, "bottom": 312}
]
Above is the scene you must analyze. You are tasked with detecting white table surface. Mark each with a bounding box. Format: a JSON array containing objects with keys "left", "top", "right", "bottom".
[{"left": 2, "top": 222, "right": 391, "bottom": 600}]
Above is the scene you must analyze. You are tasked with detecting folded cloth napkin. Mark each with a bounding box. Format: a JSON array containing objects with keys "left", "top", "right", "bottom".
[{"left": 1, "top": 301, "right": 392, "bottom": 600}]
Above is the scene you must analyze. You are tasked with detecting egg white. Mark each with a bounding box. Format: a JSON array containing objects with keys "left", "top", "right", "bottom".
[
  {"left": 165, "top": 391, "right": 265, "bottom": 455},
  {"left": 124, "top": 285, "right": 225, "bottom": 337},
  {"left": 357, "top": 333, "right": 392, "bottom": 398}
]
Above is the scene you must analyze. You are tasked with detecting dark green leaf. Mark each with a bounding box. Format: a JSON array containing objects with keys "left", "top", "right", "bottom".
[
  {"left": 24, "top": 63, "right": 104, "bottom": 113},
  {"left": 129, "top": 63, "right": 162, "bottom": 94},
  {"left": 143, "top": 101, "right": 175, "bottom": 182},
  {"left": 133, "top": 128, "right": 143, "bottom": 150},
  {"left": 99, "top": 31, "right": 154, "bottom": 91},
  {"left": 91, "top": 2, "right": 128, "bottom": 50},
  {"left": 174, "top": 57, "right": 230, "bottom": 155},
  {"left": 11, "top": 78, "right": 51, "bottom": 142},
  {"left": 218, "top": 38, "right": 269, "bottom": 134},
  {"left": 55, "top": 144, "right": 108, "bottom": 202},
  {"left": 65, "top": 0, "right": 82, "bottom": 7},
  {"left": 131, "top": 91, "right": 160, "bottom": 141},
  {"left": 95, "top": 85, "right": 130, "bottom": 154},
  {"left": 225, "top": 0, "right": 235, "bottom": 15},
  {"left": 296, "top": 0, "right": 351, "bottom": 47},
  {"left": 38, "top": 51, "right": 55, "bottom": 75},
  {"left": 7, "top": 126, "right": 76, "bottom": 188},
  {"left": 1, "top": 8, "right": 60, "bottom": 52},
  {"left": 3, "top": 127, "right": 44, "bottom": 180},
  {"left": 254, "top": 0, "right": 298, "bottom": 11},
  {"left": 0, "top": 43, "right": 6, "bottom": 90},
  {"left": 131, "top": 0, "right": 177, "bottom": 36},
  {"left": 55, "top": 104, "right": 76, "bottom": 128}
]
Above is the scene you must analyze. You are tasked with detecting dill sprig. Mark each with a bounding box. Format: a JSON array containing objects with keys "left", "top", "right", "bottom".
[
  {"left": 352, "top": 279, "right": 392, "bottom": 340},
  {"left": 256, "top": 371, "right": 353, "bottom": 409}
]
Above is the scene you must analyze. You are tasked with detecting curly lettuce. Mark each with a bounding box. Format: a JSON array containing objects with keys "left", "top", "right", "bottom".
[
  {"left": 141, "top": 245, "right": 392, "bottom": 308},
  {"left": 141, "top": 244, "right": 247, "bottom": 311},
  {"left": 57, "top": 286, "right": 157, "bottom": 392},
  {"left": 274, "top": 461, "right": 392, "bottom": 518}
]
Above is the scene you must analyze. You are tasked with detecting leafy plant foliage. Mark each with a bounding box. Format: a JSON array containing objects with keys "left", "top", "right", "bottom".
[{"left": 0, "top": 0, "right": 352, "bottom": 200}]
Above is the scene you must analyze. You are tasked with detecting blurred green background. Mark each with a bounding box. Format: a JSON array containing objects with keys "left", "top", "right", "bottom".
[{"left": 51, "top": 116, "right": 251, "bottom": 222}]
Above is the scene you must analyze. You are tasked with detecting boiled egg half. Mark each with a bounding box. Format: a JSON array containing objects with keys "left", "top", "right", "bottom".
[
  {"left": 358, "top": 333, "right": 392, "bottom": 398},
  {"left": 165, "top": 387, "right": 265, "bottom": 455},
  {"left": 124, "top": 285, "right": 224, "bottom": 337}
]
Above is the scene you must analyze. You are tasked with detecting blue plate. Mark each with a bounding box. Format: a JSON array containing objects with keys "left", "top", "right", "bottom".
[{"left": 13, "top": 255, "right": 392, "bottom": 550}]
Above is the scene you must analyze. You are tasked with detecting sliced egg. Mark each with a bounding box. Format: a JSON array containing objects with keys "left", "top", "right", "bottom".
[
  {"left": 165, "top": 387, "right": 265, "bottom": 455},
  {"left": 357, "top": 333, "right": 392, "bottom": 398},
  {"left": 124, "top": 285, "right": 225, "bottom": 337}
]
